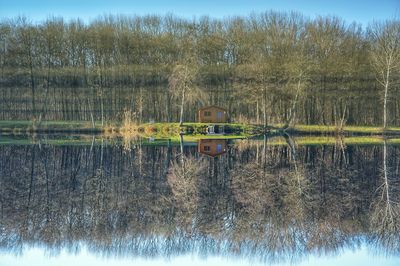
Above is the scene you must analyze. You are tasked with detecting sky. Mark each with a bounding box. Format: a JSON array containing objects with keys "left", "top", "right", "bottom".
[{"left": 0, "top": 0, "right": 399, "bottom": 26}]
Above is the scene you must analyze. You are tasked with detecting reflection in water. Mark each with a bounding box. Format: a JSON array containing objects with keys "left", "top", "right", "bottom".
[
  {"left": 0, "top": 136, "right": 399, "bottom": 264},
  {"left": 370, "top": 140, "right": 400, "bottom": 254},
  {"left": 197, "top": 139, "right": 227, "bottom": 157}
]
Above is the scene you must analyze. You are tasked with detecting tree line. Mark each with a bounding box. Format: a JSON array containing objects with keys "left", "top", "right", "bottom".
[{"left": 0, "top": 12, "right": 399, "bottom": 126}]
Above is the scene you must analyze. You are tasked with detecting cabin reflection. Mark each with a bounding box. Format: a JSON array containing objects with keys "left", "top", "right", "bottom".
[{"left": 197, "top": 139, "right": 227, "bottom": 157}]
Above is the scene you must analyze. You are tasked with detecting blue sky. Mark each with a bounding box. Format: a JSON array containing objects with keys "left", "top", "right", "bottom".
[{"left": 0, "top": 0, "right": 399, "bottom": 26}]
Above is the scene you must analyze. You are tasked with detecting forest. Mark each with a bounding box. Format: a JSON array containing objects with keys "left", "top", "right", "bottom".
[{"left": 0, "top": 11, "right": 399, "bottom": 127}]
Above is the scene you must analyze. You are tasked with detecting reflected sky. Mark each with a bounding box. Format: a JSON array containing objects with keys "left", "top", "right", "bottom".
[{"left": 2, "top": 245, "right": 400, "bottom": 266}]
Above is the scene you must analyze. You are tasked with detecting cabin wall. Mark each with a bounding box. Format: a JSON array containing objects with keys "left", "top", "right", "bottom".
[
  {"left": 198, "top": 139, "right": 227, "bottom": 157},
  {"left": 198, "top": 107, "right": 227, "bottom": 123}
]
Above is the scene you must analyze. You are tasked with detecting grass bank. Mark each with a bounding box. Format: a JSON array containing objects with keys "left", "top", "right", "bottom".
[
  {"left": 286, "top": 124, "right": 400, "bottom": 135},
  {"left": 0, "top": 121, "right": 259, "bottom": 138},
  {"left": 250, "top": 135, "right": 400, "bottom": 146},
  {"left": 1, "top": 120, "right": 400, "bottom": 136},
  {"left": 1, "top": 134, "right": 400, "bottom": 147},
  {"left": 0, "top": 120, "right": 103, "bottom": 133}
]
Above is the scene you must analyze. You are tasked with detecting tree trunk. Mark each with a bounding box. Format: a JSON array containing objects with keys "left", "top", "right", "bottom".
[
  {"left": 179, "top": 87, "right": 186, "bottom": 126},
  {"left": 29, "top": 51, "right": 35, "bottom": 118},
  {"left": 139, "top": 87, "right": 143, "bottom": 124},
  {"left": 100, "top": 88, "right": 104, "bottom": 127},
  {"left": 383, "top": 67, "right": 390, "bottom": 129},
  {"left": 256, "top": 100, "right": 260, "bottom": 124},
  {"left": 263, "top": 87, "right": 267, "bottom": 128},
  {"left": 283, "top": 78, "right": 302, "bottom": 129},
  {"left": 88, "top": 98, "right": 95, "bottom": 129},
  {"left": 166, "top": 88, "right": 171, "bottom": 122}
]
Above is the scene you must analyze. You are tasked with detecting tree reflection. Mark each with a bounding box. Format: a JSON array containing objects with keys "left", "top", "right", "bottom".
[
  {"left": 0, "top": 137, "right": 399, "bottom": 263},
  {"left": 370, "top": 139, "right": 400, "bottom": 255},
  {"left": 167, "top": 154, "right": 206, "bottom": 233}
]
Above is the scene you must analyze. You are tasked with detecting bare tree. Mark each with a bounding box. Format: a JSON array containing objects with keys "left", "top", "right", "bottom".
[
  {"left": 168, "top": 60, "right": 206, "bottom": 126},
  {"left": 282, "top": 25, "right": 312, "bottom": 129},
  {"left": 15, "top": 17, "right": 38, "bottom": 119},
  {"left": 235, "top": 60, "right": 272, "bottom": 127},
  {"left": 368, "top": 20, "right": 400, "bottom": 129}
]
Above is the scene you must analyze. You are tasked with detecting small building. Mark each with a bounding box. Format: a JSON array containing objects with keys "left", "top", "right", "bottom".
[
  {"left": 197, "top": 139, "right": 227, "bottom": 157},
  {"left": 198, "top": 106, "right": 228, "bottom": 123}
]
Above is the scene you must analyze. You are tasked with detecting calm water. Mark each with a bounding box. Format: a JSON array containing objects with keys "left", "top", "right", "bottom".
[{"left": 0, "top": 135, "right": 399, "bottom": 266}]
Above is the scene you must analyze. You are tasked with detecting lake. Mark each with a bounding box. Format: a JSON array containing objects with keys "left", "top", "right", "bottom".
[{"left": 0, "top": 134, "right": 399, "bottom": 266}]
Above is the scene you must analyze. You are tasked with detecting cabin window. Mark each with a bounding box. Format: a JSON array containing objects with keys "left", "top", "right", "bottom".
[
  {"left": 217, "top": 111, "right": 222, "bottom": 119},
  {"left": 204, "top": 111, "right": 211, "bottom": 116},
  {"left": 217, "top": 144, "right": 222, "bottom": 152},
  {"left": 204, "top": 146, "right": 211, "bottom": 151}
]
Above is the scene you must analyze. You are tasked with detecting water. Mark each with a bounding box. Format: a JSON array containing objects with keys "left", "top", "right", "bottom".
[{"left": 0, "top": 135, "right": 399, "bottom": 266}]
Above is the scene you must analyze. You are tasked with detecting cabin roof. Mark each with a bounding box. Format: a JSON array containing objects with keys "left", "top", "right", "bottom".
[{"left": 198, "top": 105, "right": 227, "bottom": 111}]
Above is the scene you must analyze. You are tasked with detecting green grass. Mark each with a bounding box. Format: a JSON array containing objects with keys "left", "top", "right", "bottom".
[
  {"left": 117, "top": 122, "right": 255, "bottom": 140},
  {"left": 2, "top": 120, "right": 400, "bottom": 136},
  {"left": 261, "top": 136, "right": 400, "bottom": 146},
  {"left": 1, "top": 135, "right": 400, "bottom": 146},
  {"left": 0, "top": 135, "right": 102, "bottom": 146},
  {"left": 0, "top": 120, "right": 103, "bottom": 133},
  {"left": 288, "top": 124, "right": 400, "bottom": 134}
]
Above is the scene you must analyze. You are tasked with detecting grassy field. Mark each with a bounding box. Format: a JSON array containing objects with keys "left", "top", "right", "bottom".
[
  {"left": 1, "top": 120, "right": 400, "bottom": 136},
  {"left": 1, "top": 134, "right": 400, "bottom": 146},
  {"left": 0, "top": 120, "right": 103, "bottom": 133},
  {"left": 250, "top": 135, "right": 400, "bottom": 146},
  {"left": 289, "top": 124, "right": 400, "bottom": 134}
]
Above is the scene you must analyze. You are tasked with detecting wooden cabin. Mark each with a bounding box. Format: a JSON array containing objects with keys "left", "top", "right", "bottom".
[
  {"left": 197, "top": 139, "right": 227, "bottom": 157},
  {"left": 197, "top": 106, "right": 228, "bottom": 123}
]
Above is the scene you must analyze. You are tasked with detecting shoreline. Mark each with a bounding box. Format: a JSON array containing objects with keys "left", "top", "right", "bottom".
[{"left": 1, "top": 120, "right": 400, "bottom": 136}]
